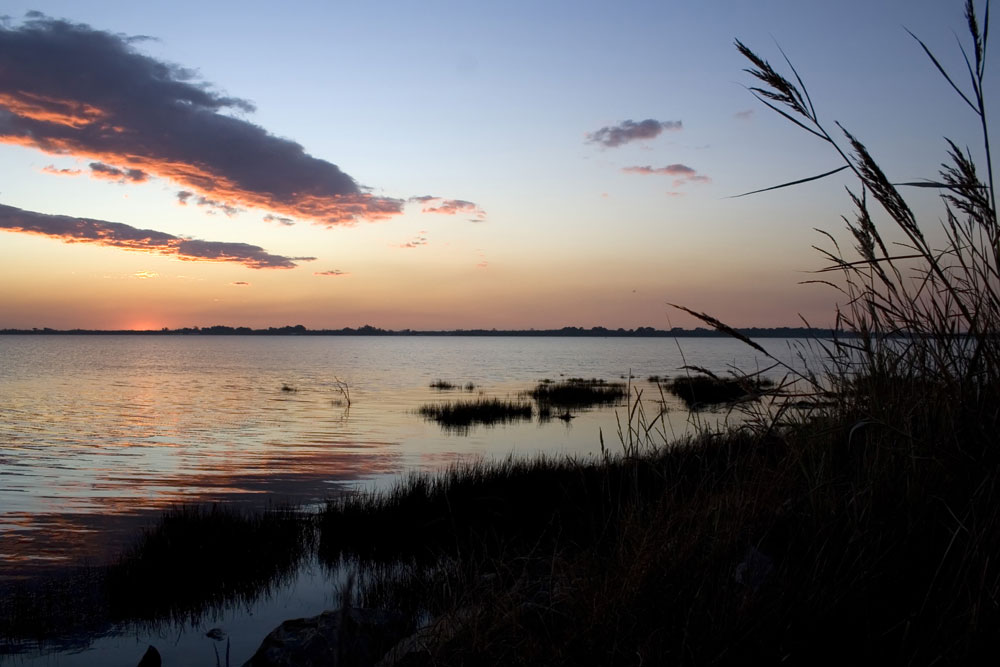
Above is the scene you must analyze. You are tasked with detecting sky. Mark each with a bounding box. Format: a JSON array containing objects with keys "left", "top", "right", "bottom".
[{"left": 0, "top": 0, "right": 992, "bottom": 330}]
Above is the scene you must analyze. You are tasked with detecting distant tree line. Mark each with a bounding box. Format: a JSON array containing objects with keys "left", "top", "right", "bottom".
[{"left": 0, "top": 324, "right": 847, "bottom": 338}]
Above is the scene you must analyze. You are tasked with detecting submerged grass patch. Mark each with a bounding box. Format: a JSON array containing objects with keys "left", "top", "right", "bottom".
[
  {"left": 523, "top": 377, "right": 625, "bottom": 408},
  {"left": 418, "top": 398, "right": 533, "bottom": 432},
  {"left": 666, "top": 373, "right": 774, "bottom": 409}
]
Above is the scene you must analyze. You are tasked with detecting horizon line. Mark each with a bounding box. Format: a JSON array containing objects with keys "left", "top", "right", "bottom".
[{"left": 2, "top": 324, "right": 841, "bottom": 338}]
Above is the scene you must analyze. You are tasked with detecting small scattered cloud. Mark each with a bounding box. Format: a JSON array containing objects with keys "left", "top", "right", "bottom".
[
  {"left": 89, "top": 161, "right": 148, "bottom": 183},
  {"left": 231, "top": 281, "right": 251, "bottom": 286},
  {"left": 0, "top": 14, "right": 403, "bottom": 225},
  {"left": 314, "top": 269, "right": 348, "bottom": 277},
  {"left": 132, "top": 270, "right": 158, "bottom": 279},
  {"left": 623, "top": 164, "right": 695, "bottom": 176},
  {"left": 622, "top": 163, "right": 711, "bottom": 187},
  {"left": 0, "top": 201, "right": 314, "bottom": 269},
  {"left": 41, "top": 164, "right": 81, "bottom": 176},
  {"left": 586, "top": 119, "right": 682, "bottom": 148},
  {"left": 263, "top": 213, "right": 295, "bottom": 226},
  {"left": 409, "top": 195, "right": 486, "bottom": 220},
  {"left": 400, "top": 232, "right": 428, "bottom": 249},
  {"left": 734, "top": 109, "right": 754, "bottom": 120},
  {"left": 176, "top": 190, "right": 244, "bottom": 217}
]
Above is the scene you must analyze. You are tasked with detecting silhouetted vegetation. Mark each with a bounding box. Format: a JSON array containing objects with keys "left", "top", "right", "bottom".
[
  {"left": 0, "top": 504, "right": 310, "bottom": 651},
  {"left": 7, "top": 4, "right": 1000, "bottom": 665},
  {"left": 417, "top": 398, "right": 533, "bottom": 433},
  {"left": 0, "top": 324, "right": 842, "bottom": 337},
  {"left": 316, "top": 5, "right": 1000, "bottom": 664},
  {"left": 666, "top": 371, "right": 775, "bottom": 409},
  {"left": 429, "top": 379, "right": 457, "bottom": 390},
  {"left": 523, "top": 377, "right": 625, "bottom": 408}
]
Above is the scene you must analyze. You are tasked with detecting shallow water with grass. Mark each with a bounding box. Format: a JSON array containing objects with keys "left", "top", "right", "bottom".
[{"left": 0, "top": 334, "right": 813, "bottom": 663}]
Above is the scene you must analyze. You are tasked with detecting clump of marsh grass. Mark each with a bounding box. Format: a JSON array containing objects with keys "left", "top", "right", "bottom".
[
  {"left": 429, "top": 379, "right": 458, "bottom": 390},
  {"left": 0, "top": 503, "right": 311, "bottom": 651},
  {"left": 665, "top": 368, "right": 775, "bottom": 410},
  {"left": 523, "top": 377, "right": 625, "bottom": 408},
  {"left": 105, "top": 504, "right": 312, "bottom": 625},
  {"left": 418, "top": 398, "right": 533, "bottom": 433}
]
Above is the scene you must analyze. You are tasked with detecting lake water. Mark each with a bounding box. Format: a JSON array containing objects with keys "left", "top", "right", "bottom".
[{"left": 0, "top": 335, "right": 818, "bottom": 665}]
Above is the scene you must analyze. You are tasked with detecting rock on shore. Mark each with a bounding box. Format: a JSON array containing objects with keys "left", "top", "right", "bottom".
[{"left": 242, "top": 608, "right": 411, "bottom": 667}]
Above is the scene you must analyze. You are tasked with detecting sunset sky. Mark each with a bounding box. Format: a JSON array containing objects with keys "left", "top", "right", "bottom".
[{"left": 0, "top": 1, "right": 990, "bottom": 330}]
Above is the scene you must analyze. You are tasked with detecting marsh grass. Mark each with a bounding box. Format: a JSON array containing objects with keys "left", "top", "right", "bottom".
[
  {"left": 0, "top": 504, "right": 311, "bottom": 649},
  {"left": 523, "top": 377, "right": 625, "bottom": 408},
  {"left": 8, "top": 6, "right": 1000, "bottom": 662},
  {"left": 666, "top": 370, "right": 775, "bottom": 409},
  {"left": 106, "top": 504, "right": 312, "bottom": 624},
  {"left": 322, "top": 3, "right": 1000, "bottom": 664},
  {"left": 418, "top": 398, "right": 533, "bottom": 433}
]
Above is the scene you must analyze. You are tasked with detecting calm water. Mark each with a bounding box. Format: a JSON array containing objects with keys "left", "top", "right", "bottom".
[{"left": 0, "top": 335, "right": 816, "bottom": 665}]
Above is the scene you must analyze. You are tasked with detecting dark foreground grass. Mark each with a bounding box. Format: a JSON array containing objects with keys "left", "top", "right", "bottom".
[
  {"left": 313, "top": 409, "right": 1000, "bottom": 666},
  {"left": 0, "top": 504, "right": 311, "bottom": 649}
]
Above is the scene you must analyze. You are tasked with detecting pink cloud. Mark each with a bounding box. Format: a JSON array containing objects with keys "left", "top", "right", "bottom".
[
  {"left": 623, "top": 163, "right": 711, "bottom": 187},
  {"left": 409, "top": 195, "right": 486, "bottom": 220},
  {"left": 41, "top": 164, "right": 82, "bottom": 176}
]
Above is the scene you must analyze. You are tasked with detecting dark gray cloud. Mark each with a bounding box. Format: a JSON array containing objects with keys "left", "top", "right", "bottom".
[
  {"left": 89, "top": 161, "right": 148, "bottom": 183},
  {"left": 263, "top": 213, "right": 295, "bottom": 227},
  {"left": 586, "top": 119, "right": 682, "bottom": 148},
  {"left": 734, "top": 109, "right": 754, "bottom": 120},
  {"left": 314, "top": 269, "right": 347, "bottom": 276},
  {"left": 0, "top": 202, "right": 313, "bottom": 269},
  {"left": 0, "top": 14, "right": 402, "bottom": 225},
  {"left": 176, "top": 189, "right": 244, "bottom": 216}
]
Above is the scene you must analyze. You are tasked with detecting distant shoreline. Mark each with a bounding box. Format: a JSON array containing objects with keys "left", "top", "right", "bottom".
[{"left": 1, "top": 325, "right": 842, "bottom": 338}]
